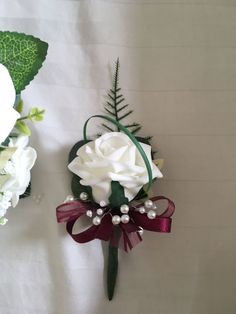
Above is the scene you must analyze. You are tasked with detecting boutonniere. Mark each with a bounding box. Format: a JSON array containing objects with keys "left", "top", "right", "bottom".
[
  {"left": 0, "top": 31, "right": 48, "bottom": 224},
  {"left": 56, "top": 59, "right": 175, "bottom": 300}
]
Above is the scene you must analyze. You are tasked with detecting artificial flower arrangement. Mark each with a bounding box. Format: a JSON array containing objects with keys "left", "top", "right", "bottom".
[
  {"left": 0, "top": 31, "right": 48, "bottom": 224},
  {"left": 56, "top": 59, "right": 175, "bottom": 300}
]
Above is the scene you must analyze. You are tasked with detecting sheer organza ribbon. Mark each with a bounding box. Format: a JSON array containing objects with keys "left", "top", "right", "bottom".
[{"left": 56, "top": 196, "right": 175, "bottom": 252}]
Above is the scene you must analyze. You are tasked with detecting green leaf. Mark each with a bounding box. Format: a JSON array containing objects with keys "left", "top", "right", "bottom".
[
  {"left": 0, "top": 31, "right": 48, "bottom": 93},
  {"left": 28, "top": 107, "right": 45, "bottom": 121},
  {"left": 71, "top": 175, "right": 93, "bottom": 201},
  {"left": 15, "top": 121, "right": 31, "bottom": 136},
  {"left": 107, "top": 244, "right": 119, "bottom": 301},
  {"left": 16, "top": 99, "right": 24, "bottom": 113},
  {"left": 109, "top": 181, "right": 128, "bottom": 209},
  {"left": 0, "top": 147, "right": 17, "bottom": 170}
]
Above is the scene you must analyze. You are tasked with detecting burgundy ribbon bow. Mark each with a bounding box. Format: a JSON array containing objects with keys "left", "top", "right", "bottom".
[{"left": 56, "top": 196, "right": 175, "bottom": 252}]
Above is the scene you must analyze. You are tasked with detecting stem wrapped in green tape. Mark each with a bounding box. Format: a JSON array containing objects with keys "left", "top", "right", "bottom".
[{"left": 107, "top": 244, "right": 118, "bottom": 300}]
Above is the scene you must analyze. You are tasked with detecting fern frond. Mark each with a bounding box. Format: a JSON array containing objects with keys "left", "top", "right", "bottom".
[
  {"left": 105, "top": 108, "right": 116, "bottom": 116},
  {"left": 108, "top": 94, "right": 115, "bottom": 102},
  {"left": 117, "top": 104, "right": 129, "bottom": 113},
  {"left": 116, "top": 94, "right": 123, "bottom": 100},
  {"left": 116, "top": 98, "right": 125, "bottom": 106},
  {"left": 125, "top": 123, "right": 140, "bottom": 128},
  {"left": 101, "top": 58, "right": 152, "bottom": 141},
  {"left": 118, "top": 110, "right": 133, "bottom": 121},
  {"left": 131, "top": 126, "right": 142, "bottom": 134},
  {"left": 106, "top": 101, "right": 115, "bottom": 109},
  {"left": 102, "top": 124, "right": 115, "bottom": 132}
]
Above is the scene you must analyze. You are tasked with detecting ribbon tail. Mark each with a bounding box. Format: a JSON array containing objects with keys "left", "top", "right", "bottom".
[{"left": 119, "top": 224, "right": 143, "bottom": 252}]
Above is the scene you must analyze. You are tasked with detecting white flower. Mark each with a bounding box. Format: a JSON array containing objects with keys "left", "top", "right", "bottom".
[
  {"left": 0, "top": 64, "right": 20, "bottom": 144},
  {"left": 68, "top": 132, "right": 163, "bottom": 204},
  {"left": 1, "top": 136, "right": 37, "bottom": 207}
]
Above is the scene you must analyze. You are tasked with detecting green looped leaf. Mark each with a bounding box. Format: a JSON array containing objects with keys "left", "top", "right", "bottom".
[{"left": 0, "top": 31, "right": 48, "bottom": 93}]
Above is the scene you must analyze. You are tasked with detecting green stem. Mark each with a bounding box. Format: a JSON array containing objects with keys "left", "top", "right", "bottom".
[
  {"left": 107, "top": 244, "right": 118, "bottom": 300},
  {"left": 17, "top": 110, "right": 44, "bottom": 121}
]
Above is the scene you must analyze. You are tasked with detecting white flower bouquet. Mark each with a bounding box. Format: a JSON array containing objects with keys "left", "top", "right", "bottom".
[{"left": 0, "top": 31, "right": 48, "bottom": 224}]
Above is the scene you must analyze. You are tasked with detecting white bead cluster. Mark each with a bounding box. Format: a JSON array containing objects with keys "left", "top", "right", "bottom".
[
  {"left": 138, "top": 199, "right": 157, "bottom": 220},
  {"left": 109, "top": 204, "right": 131, "bottom": 225},
  {"left": 87, "top": 206, "right": 105, "bottom": 225}
]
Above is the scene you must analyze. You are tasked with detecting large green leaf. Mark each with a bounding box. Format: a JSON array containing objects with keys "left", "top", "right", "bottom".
[{"left": 0, "top": 31, "right": 48, "bottom": 93}]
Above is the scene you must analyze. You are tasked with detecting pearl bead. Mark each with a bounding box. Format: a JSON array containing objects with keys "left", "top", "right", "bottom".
[
  {"left": 112, "top": 215, "right": 121, "bottom": 225},
  {"left": 138, "top": 228, "right": 144, "bottom": 236},
  {"left": 120, "top": 204, "right": 129, "bottom": 214},
  {"left": 145, "top": 199, "right": 153, "bottom": 209},
  {"left": 147, "top": 210, "right": 156, "bottom": 219},
  {"left": 139, "top": 206, "right": 146, "bottom": 214},
  {"left": 80, "top": 192, "right": 89, "bottom": 201},
  {"left": 99, "top": 200, "right": 107, "bottom": 207},
  {"left": 92, "top": 216, "right": 101, "bottom": 225},
  {"left": 121, "top": 214, "right": 130, "bottom": 224},
  {"left": 86, "top": 210, "right": 93, "bottom": 218},
  {"left": 96, "top": 208, "right": 104, "bottom": 216},
  {"left": 64, "top": 195, "right": 74, "bottom": 202}
]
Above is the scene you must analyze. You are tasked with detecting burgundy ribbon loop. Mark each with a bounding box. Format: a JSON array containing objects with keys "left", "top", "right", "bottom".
[{"left": 56, "top": 196, "right": 175, "bottom": 251}]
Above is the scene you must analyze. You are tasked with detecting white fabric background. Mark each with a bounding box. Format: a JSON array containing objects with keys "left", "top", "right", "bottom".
[{"left": 0, "top": 1, "right": 236, "bottom": 313}]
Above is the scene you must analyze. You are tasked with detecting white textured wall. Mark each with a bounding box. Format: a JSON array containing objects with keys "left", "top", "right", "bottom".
[{"left": 0, "top": 1, "right": 236, "bottom": 313}]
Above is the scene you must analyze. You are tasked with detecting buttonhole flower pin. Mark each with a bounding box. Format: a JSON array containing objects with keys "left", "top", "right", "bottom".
[{"left": 56, "top": 59, "right": 175, "bottom": 300}]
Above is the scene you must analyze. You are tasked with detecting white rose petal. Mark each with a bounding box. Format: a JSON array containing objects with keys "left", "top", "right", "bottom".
[
  {"left": 68, "top": 132, "right": 163, "bottom": 204},
  {"left": 0, "top": 64, "right": 20, "bottom": 144}
]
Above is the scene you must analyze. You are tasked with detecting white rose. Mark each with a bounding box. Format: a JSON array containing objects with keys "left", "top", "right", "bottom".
[
  {"left": 2, "top": 136, "right": 37, "bottom": 207},
  {"left": 68, "top": 132, "right": 163, "bottom": 204},
  {"left": 0, "top": 64, "right": 20, "bottom": 144}
]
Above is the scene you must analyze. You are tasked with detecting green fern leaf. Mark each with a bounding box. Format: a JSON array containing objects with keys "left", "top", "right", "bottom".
[{"left": 101, "top": 58, "right": 152, "bottom": 141}]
